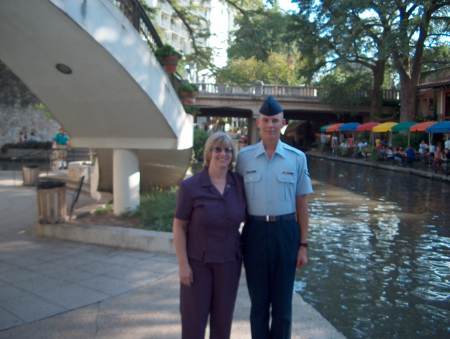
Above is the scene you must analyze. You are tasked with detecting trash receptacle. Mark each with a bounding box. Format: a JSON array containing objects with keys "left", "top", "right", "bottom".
[
  {"left": 37, "top": 180, "right": 67, "bottom": 224},
  {"left": 22, "top": 165, "right": 40, "bottom": 186}
]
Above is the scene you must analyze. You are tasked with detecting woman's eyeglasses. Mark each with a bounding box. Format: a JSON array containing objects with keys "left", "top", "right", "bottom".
[{"left": 212, "top": 146, "right": 233, "bottom": 154}]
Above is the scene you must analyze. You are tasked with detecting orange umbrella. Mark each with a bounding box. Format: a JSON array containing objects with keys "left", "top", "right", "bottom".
[
  {"left": 410, "top": 121, "right": 436, "bottom": 132},
  {"left": 357, "top": 122, "right": 379, "bottom": 132},
  {"left": 326, "top": 123, "right": 342, "bottom": 133}
]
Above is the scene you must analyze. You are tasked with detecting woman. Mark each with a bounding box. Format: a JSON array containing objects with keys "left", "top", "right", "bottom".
[{"left": 173, "top": 131, "right": 246, "bottom": 339}]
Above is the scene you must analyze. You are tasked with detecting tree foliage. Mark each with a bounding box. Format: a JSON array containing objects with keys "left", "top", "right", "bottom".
[
  {"left": 160, "top": 0, "right": 263, "bottom": 70},
  {"left": 289, "top": 0, "right": 395, "bottom": 119},
  {"left": 317, "top": 66, "right": 372, "bottom": 107},
  {"left": 216, "top": 52, "right": 305, "bottom": 85},
  {"left": 421, "top": 45, "right": 450, "bottom": 72},
  {"left": 228, "top": 7, "right": 291, "bottom": 61},
  {"left": 225, "top": 4, "right": 321, "bottom": 82},
  {"left": 387, "top": 0, "right": 449, "bottom": 120},
  {"left": 290, "top": 0, "right": 449, "bottom": 120}
]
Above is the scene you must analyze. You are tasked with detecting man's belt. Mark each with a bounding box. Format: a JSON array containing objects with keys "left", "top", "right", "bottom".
[{"left": 248, "top": 213, "right": 296, "bottom": 223}]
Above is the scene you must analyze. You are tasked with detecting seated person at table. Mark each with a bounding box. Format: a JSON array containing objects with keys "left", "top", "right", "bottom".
[
  {"left": 384, "top": 147, "right": 393, "bottom": 161},
  {"left": 393, "top": 147, "right": 405, "bottom": 165},
  {"left": 405, "top": 145, "right": 416, "bottom": 165}
]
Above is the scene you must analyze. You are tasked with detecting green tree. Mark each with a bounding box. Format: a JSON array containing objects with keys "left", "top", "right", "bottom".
[
  {"left": 290, "top": 0, "right": 449, "bottom": 121},
  {"left": 228, "top": 7, "right": 291, "bottom": 61},
  {"left": 317, "top": 66, "right": 372, "bottom": 108},
  {"left": 421, "top": 45, "right": 450, "bottom": 72},
  {"left": 161, "top": 0, "right": 263, "bottom": 71},
  {"left": 216, "top": 52, "right": 305, "bottom": 85},
  {"left": 389, "top": 0, "right": 449, "bottom": 121},
  {"left": 290, "top": 0, "right": 395, "bottom": 120}
]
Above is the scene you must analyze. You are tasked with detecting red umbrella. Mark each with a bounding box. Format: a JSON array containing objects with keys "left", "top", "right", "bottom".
[
  {"left": 356, "top": 122, "right": 379, "bottom": 132},
  {"left": 326, "top": 123, "right": 342, "bottom": 133},
  {"left": 410, "top": 121, "right": 436, "bottom": 132}
]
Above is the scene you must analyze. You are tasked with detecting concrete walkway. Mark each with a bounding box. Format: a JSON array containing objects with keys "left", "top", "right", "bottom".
[{"left": 0, "top": 171, "right": 344, "bottom": 338}]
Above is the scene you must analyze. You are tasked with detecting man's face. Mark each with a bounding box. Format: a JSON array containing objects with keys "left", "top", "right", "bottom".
[{"left": 256, "top": 112, "right": 285, "bottom": 143}]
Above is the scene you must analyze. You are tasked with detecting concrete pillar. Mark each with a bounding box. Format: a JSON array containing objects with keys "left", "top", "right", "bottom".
[
  {"left": 113, "top": 149, "right": 140, "bottom": 215},
  {"left": 248, "top": 115, "right": 258, "bottom": 144}
]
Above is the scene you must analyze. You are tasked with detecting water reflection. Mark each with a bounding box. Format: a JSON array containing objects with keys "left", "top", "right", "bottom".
[{"left": 297, "top": 157, "right": 450, "bottom": 339}]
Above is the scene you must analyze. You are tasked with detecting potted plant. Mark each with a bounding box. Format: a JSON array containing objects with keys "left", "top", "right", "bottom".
[
  {"left": 154, "top": 44, "right": 182, "bottom": 74},
  {"left": 178, "top": 82, "right": 198, "bottom": 105}
]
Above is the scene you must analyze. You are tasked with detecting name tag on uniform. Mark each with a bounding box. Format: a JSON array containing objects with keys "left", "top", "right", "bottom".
[
  {"left": 246, "top": 170, "right": 257, "bottom": 174},
  {"left": 282, "top": 171, "right": 294, "bottom": 175}
]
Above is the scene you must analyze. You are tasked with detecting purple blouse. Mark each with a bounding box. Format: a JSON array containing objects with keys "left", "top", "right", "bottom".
[{"left": 175, "top": 168, "right": 246, "bottom": 263}]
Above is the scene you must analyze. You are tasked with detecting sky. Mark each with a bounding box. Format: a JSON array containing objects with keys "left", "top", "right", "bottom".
[{"left": 278, "top": 0, "right": 298, "bottom": 12}]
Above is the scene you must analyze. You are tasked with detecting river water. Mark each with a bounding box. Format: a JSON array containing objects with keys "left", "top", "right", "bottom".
[{"left": 296, "top": 157, "right": 450, "bottom": 338}]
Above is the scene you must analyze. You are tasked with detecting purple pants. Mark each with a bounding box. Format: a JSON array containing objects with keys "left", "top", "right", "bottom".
[{"left": 180, "top": 258, "right": 242, "bottom": 339}]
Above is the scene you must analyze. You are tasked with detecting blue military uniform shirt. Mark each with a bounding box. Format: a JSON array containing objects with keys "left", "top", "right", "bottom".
[{"left": 236, "top": 140, "right": 313, "bottom": 216}]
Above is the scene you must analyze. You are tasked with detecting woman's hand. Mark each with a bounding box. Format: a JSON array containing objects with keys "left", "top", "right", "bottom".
[{"left": 179, "top": 263, "right": 193, "bottom": 286}]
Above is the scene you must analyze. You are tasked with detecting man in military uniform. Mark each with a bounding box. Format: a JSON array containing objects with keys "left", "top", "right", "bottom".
[{"left": 236, "top": 96, "right": 313, "bottom": 339}]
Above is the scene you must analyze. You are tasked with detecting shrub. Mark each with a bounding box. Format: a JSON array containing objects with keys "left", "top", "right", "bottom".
[
  {"left": 193, "top": 127, "right": 208, "bottom": 161},
  {"left": 154, "top": 44, "right": 182, "bottom": 60},
  {"left": 179, "top": 82, "right": 198, "bottom": 93},
  {"left": 138, "top": 188, "right": 177, "bottom": 232}
]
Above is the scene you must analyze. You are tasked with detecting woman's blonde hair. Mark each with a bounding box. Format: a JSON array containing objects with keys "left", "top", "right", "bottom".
[{"left": 203, "top": 131, "right": 235, "bottom": 169}]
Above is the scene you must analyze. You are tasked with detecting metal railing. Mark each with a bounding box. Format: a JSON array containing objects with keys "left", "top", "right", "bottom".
[
  {"left": 110, "top": 0, "right": 163, "bottom": 49},
  {"left": 195, "top": 83, "right": 400, "bottom": 101}
]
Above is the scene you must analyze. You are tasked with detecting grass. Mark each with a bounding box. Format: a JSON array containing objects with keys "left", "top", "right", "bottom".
[
  {"left": 94, "top": 203, "right": 113, "bottom": 215},
  {"left": 136, "top": 187, "right": 177, "bottom": 232}
]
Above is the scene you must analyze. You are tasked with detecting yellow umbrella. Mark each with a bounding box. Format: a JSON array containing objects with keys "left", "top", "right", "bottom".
[
  {"left": 372, "top": 122, "right": 398, "bottom": 147},
  {"left": 372, "top": 122, "right": 398, "bottom": 132}
]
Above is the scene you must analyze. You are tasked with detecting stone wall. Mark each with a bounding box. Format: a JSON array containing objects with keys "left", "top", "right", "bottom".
[{"left": 0, "top": 60, "right": 60, "bottom": 147}]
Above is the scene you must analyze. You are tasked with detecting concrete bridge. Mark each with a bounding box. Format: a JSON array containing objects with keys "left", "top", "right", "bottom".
[{"left": 194, "top": 83, "right": 399, "bottom": 145}]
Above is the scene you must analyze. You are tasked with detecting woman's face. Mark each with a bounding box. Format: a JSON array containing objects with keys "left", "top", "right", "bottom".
[{"left": 209, "top": 142, "right": 233, "bottom": 170}]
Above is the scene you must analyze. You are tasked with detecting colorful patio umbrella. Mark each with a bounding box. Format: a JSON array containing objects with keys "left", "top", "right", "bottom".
[
  {"left": 410, "top": 121, "right": 436, "bottom": 148},
  {"left": 320, "top": 124, "right": 331, "bottom": 133},
  {"left": 391, "top": 121, "right": 416, "bottom": 146},
  {"left": 339, "top": 122, "right": 360, "bottom": 132},
  {"left": 426, "top": 121, "right": 450, "bottom": 133},
  {"left": 357, "top": 122, "right": 379, "bottom": 132},
  {"left": 372, "top": 122, "right": 398, "bottom": 133},
  {"left": 371, "top": 122, "right": 398, "bottom": 147},
  {"left": 391, "top": 121, "right": 416, "bottom": 132},
  {"left": 410, "top": 121, "right": 436, "bottom": 132},
  {"left": 326, "top": 123, "right": 342, "bottom": 133}
]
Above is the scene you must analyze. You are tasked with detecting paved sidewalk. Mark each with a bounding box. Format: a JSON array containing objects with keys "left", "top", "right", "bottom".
[{"left": 0, "top": 171, "right": 344, "bottom": 338}]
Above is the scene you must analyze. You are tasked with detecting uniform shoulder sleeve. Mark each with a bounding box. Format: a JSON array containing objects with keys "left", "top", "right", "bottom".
[
  {"left": 175, "top": 179, "right": 193, "bottom": 221},
  {"left": 295, "top": 151, "right": 314, "bottom": 196}
]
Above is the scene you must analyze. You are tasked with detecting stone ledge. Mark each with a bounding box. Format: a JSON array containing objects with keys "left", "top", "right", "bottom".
[
  {"left": 308, "top": 151, "right": 450, "bottom": 183},
  {"left": 33, "top": 223, "right": 174, "bottom": 254}
]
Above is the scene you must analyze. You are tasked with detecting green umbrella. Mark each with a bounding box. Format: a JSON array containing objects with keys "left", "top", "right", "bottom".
[
  {"left": 320, "top": 124, "right": 331, "bottom": 133},
  {"left": 391, "top": 121, "right": 417, "bottom": 146},
  {"left": 391, "top": 121, "right": 416, "bottom": 132}
]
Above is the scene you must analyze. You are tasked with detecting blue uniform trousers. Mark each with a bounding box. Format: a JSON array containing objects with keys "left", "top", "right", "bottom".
[{"left": 242, "top": 218, "right": 300, "bottom": 339}]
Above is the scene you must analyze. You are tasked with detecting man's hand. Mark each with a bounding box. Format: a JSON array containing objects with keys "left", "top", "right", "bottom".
[
  {"left": 179, "top": 263, "right": 193, "bottom": 286},
  {"left": 296, "top": 247, "right": 308, "bottom": 268}
]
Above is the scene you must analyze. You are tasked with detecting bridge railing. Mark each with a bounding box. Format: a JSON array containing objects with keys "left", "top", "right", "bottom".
[
  {"left": 110, "top": 0, "right": 163, "bottom": 49},
  {"left": 195, "top": 83, "right": 319, "bottom": 98},
  {"left": 196, "top": 83, "right": 400, "bottom": 101}
]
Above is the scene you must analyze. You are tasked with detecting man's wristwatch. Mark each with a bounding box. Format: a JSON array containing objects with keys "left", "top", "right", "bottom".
[{"left": 299, "top": 242, "right": 308, "bottom": 248}]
